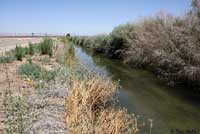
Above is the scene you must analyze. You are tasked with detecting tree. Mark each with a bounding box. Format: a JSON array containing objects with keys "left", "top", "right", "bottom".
[{"left": 66, "top": 33, "right": 70, "bottom": 37}]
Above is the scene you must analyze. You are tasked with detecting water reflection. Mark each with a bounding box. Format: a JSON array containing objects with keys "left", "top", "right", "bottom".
[{"left": 75, "top": 47, "right": 200, "bottom": 134}]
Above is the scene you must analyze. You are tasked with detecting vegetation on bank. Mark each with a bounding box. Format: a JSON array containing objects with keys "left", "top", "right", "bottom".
[
  {"left": 65, "top": 76, "right": 138, "bottom": 134},
  {"left": 69, "top": 0, "right": 200, "bottom": 89},
  {"left": 2, "top": 38, "right": 65, "bottom": 133},
  {"left": 1, "top": 38, "right": 140, "bottom": 133},
  {"left": 15, "top": 38, "right": 56, "bottom": 82},
  {"left": 0, "top": 54, "right": 16, "bottom": 63},
  {"left": 14, "top": 38, "right": 58, "bottom": 89},
  {"left": 17, "top": 62, "right": 57, "bottom": 82},
  {"left": 0, "top": 38, "right": 54, "bottom": 63},
  {"left": 3, "top": 88, "right": 29, "bottom": 133},
  {"left": 40, "top": 38, "right": 53, "bottom": 57},
  {"left": 64, "top": 43, "right": 139, "bottom": 134}
]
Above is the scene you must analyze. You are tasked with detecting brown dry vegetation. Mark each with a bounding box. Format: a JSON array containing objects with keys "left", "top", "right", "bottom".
[
  {"left": 65, "top": 74, "right": 138, "bottom": 134},
  {"left": 63, "top": 38, "right": 139, "bottom": 133},
  {"left": 0, "top": 38, "right": 139, "bottom": 133}
]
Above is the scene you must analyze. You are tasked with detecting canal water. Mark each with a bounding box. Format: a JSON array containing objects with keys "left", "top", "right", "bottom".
[{"left": 75, "top": 47, "right": 200, "bottom": 134}]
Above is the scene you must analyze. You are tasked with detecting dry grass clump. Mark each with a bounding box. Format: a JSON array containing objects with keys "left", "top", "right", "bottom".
[
  {"left": 65, "top": 77, "right": 138, "bottom": 134},
  {"left": 3, "top": 90, "right": 28, "bottom": 133},
  {"left": 95, "top": 108, "right": 137, "bottom": 134}
]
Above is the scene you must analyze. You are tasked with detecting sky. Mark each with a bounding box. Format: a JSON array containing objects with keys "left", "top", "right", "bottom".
[{"left": 0, "top": 0, "right": 192, "bottom": 35}]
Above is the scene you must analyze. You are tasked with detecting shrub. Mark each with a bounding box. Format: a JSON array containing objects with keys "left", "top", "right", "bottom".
[
  {"left": 39, "top": 38, "right": 53, "bottom": 57},
  {"left": 70, "top": 0, "right": 200, "bottom": 88},
  {"left": 29, "top": 43, "right": 34, "bottom": 55},
  {"left": 66, "top": 33, "right": 70, "bottom": 37},
  {"left": 65, "top": 77, "right": 138, "bottom": 134},
  {"left": 41, "top": 69, "right": 57, "bottom": 81},
  {"left": 23, "top": 47, "right": 30, "bottom": 55},
  {"left": 15, "top": 45, "right": 25, "bottom": 61},
  {"left": 17, "top": 63, "right": 42, "bottom": 79},
  {"left": 0, "top": 55, "right": 16, "bottom": 63},
  {"left": 92, "top": 35, "right": 111, "bottom": 53},
  {"left": 17, "top": 62, "right": 56, "bottom": 81},
  {"left": 3, "top": 92, "right": 28, "bottom": 133}
]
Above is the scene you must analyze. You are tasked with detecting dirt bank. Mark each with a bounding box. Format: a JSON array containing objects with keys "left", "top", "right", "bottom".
[{"left": 0, "top": 39, "right": 67, "bottom": 133}]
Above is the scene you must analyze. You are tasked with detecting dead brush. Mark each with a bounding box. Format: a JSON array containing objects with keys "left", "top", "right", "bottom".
[
  {"left": 65, "top": 76, "right": 138, "bottom": 134},
  {"left": 2, "top": 63, "right": 40, "bottom": 134},
  {"left": 3, "top": 64, "right": 28, "bottom": 133},
  {"left": 95, "top": 108, "right": 138, "bottom": 134}
]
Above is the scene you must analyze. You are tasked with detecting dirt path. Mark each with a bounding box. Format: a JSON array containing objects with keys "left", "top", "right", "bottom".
[
  {"left": 25, "top": 71, "right": 68, "bottom": 133},
  {"left": 25, "top": 43, "right": 68, "bottom": 133}
]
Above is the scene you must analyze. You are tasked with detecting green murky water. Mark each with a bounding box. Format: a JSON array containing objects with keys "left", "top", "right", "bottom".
[{"left": 75, "top": 47, "right": 200, "bottom": 134}]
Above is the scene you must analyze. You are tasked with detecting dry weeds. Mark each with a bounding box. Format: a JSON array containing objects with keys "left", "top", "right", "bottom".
[
  {"left": 65, "top": 76, "right": 138, "bottom": 134},
  {"left": 0, "top": 39, "right": 68, "bottom": 133}
]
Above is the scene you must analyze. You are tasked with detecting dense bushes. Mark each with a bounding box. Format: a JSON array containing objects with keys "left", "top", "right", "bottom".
[{"left": 70, "top": 0, "right": 200, "bottom": 88}]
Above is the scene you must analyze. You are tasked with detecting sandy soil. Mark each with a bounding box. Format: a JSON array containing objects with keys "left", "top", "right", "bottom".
[
  {"left": 0, "top": 39, "right": 67, "bottom": 133},
  {"left": 0, "top": 38, "right": 42, "bottom": 53},
  {"left": 0, "top": 60, "right": 33, "bottom": 133}
]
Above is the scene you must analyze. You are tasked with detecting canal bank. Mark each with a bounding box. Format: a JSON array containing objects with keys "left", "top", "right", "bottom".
[{"left": 74, "top": 46, "right": 200, "bottom": 134}]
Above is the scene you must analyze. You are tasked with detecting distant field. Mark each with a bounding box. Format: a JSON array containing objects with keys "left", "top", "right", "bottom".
[{"left": 0, "top": 38, "right": 42, "bottom": 52}]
